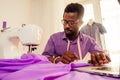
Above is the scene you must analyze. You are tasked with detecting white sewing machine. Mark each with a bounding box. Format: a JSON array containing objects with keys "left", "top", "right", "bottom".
[
  {"left": 0, "top": 24, "right": 42, "bottom": 58},
  {"left": 19, "top": 24, "right": 42, "bottom": 53}
]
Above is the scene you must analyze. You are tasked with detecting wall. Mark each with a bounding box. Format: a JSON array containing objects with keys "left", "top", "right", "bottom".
[
  {"left": 33, "top": 0, "right": 65, "bottom": 54},
  {"left": 0, "top": 0, "right": 34, "bottom": 58},
  {"left": 0, "top": 0, "right": 34, "bottom": 28},
  {"left": 0, "top": 0, "right": 65, "bottom": 57}
]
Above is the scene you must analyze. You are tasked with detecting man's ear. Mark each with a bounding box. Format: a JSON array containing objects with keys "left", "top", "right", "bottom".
[{"left": 78, "top": 20, "right": 83, "bottom": 26}]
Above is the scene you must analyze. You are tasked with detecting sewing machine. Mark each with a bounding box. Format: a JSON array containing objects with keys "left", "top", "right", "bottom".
[{"left": 0, "top": 24, "right": 42, "bottom": 58}]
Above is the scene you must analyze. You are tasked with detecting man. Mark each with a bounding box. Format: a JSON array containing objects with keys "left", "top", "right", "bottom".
[
  {"left": 42, "top": 3, "right": 110, "bottom": 66},
  {"left": 118, "top": 0, "right": 120, "bottom": 4}
]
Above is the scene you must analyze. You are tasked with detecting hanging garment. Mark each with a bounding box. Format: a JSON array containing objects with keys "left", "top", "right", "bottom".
[{"left": 80, "top": 22, "right": 106, "bottom": 48}]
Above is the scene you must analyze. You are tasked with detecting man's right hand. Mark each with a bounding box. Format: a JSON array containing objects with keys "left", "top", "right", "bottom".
[
  {"left": 60, "top": 51, "right": 79, "bottom": 64},
  {"left": 48, "top": 51, "right": 79, "bottom": 64}
]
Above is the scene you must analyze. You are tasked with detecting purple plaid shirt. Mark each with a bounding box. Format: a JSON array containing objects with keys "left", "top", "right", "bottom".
[{"left": 42, "top": 32, "right": 103, "bottom": 59}]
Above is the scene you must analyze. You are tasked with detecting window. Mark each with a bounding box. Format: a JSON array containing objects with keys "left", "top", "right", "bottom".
[
  {"left": 100, "top": 0, "right": 120, "bottom": 52},
  {"left": 82, "top": 3, "right": 94, "bottom": 27}
]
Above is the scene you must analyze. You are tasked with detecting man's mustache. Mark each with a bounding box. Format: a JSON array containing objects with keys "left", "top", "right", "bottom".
[{"left": 65, "top": 28, "right": 72, "bottom": 31}]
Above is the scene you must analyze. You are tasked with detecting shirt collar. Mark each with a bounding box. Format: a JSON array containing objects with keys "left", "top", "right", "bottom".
[
  {"left": 62, "top": 32, "right": 67, "bottom": 40},
  {"left": 79, "top": 32, "right": 83, "bottom": 41},
  {"left": 62, "top": 32, "right": 83, "bottom": 43}
]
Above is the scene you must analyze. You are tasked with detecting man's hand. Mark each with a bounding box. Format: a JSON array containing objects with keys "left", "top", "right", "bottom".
[
  {"left": 89, "top": 53, "right": 111, "bottom": 66},
  {"left": 48, "top": 51, "right": 79, "bottom": 64},
  {"left": 60, "top": 51, "right": 79, "bottom": 64}
]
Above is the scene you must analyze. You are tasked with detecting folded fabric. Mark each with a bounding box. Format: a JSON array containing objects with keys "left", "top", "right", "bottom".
[
  {"left": 0, "top": 53, "right": 119, "bottom": 80},
  {"left": 0, "top": 53, "right": 91, "bottom": 80},
  {"left": 2, "top": 63, "right": 71, "bottom": 80},
  {"left": 70, "top": 62, "right": 92, "bottom": 68},
  {"left": 0, "top": 53, "right": 49, "bottom": 72}
]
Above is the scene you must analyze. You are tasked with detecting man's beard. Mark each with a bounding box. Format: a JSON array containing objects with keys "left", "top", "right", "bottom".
[{"left": 64, "top": 28, "right": 77, "bottom": 40}]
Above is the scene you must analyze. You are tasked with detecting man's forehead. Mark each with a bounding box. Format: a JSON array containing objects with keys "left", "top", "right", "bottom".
[{"left": 63, "top": 12, "right": 78, "bottom": 19}]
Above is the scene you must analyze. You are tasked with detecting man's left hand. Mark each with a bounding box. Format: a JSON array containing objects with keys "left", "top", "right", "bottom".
[{"left": 89, "top": 53, "right": 111, "bottom": 66}]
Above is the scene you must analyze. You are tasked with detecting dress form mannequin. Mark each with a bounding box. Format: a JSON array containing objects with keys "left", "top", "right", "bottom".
[{"left": 80, "top": 19, "right": 107, "bottom": 49}]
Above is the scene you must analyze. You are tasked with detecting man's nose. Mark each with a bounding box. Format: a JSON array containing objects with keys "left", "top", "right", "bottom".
[{"left": 64, "top": 23, "right": 70, "bottom": 28}]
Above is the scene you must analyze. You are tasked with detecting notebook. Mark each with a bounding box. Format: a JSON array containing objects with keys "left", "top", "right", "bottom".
[{"left": 73, "top": 63, "right": 120, "bottom": 77}]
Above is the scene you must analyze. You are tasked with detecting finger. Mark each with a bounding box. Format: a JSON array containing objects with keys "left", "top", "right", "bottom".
[
  {"left": 106, "top": 55, "right": 111, "bottom": 62},
  {"left": 91, "top": 54, "right": 99, "bottom": 66},
  {"left": 100, "top": 53, "right": 109, "bottom": 63},
  {"left": 61, "top": 58, "right": 70, "bottom": 64},
  {"left": 62, "top": 55, "right": 73, "bottom": 62},
  {"left": 66, "top": 52, "right": 79, "bottom": 60},
  {"left": 63, "top": 51, "right": 75, "bottom": 61},
  {"left": 88, "top": 60, "right": 93, "bottom": 64},
  {"left": 91, "top": 54, "right": 96, "bottom": 61},
  {"left": 67, "top": 52, "right": 76, "bottom": 58},
  {"left": 48, "top": 57, "right": 54, "bottom": 63},
  {"left": 73, "top": 54, "right": 79, "bottom": 59},
  {"left": 104, "top": 55, "right": 111, "bottom": 63},
  {"left": 95, "top": 53, "right": 103, "bottom": 65},
  {"left": 64, "top": 51, "right": 74, "bottom": 59},
  {"left": 100, "top": 53, "right": 106, "bottom": 60},
  {"left": 68, "top": 52, "right": 79, "bottom": 59}
]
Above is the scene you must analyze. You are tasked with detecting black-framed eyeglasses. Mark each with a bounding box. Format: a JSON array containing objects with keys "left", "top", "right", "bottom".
[{"left": 61, "top": 20, "right": 79, "bottom": 26}]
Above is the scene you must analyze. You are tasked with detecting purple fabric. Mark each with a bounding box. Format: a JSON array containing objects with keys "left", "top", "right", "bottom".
[
  {"left": 42, "top": 32, "right": 103, "bottom": 58},
  {"left": 2, "top": 63, "right": 71, "bottom": 80},
  {"left": 0, "top": 53, "right": 48, "bottom": 72},
  {"left": 71, "top": 62, "right": 92, "bottom": 68},
  {"left": 0, "top": 53, "right": 119, "bottom": 80}
]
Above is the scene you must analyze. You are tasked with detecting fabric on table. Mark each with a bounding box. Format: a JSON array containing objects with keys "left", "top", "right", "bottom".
[{"left": 0, "top": 53, "right": 119, "bottom": 80}]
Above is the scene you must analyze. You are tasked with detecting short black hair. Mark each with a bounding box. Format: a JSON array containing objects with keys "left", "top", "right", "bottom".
[
  {"left": 64, "top": 3, "right": 84, "bottom": 19},
  {"left": 118, "top": 0, "right": 120, "bottom": 4}
]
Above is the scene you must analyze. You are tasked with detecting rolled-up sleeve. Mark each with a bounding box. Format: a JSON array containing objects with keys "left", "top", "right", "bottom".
[
  {"left": 42, "top": 36, "right": 55, "bottom": 57},
  {"left": 88, "top": 38, "right": 103, "bottom": 53}
]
